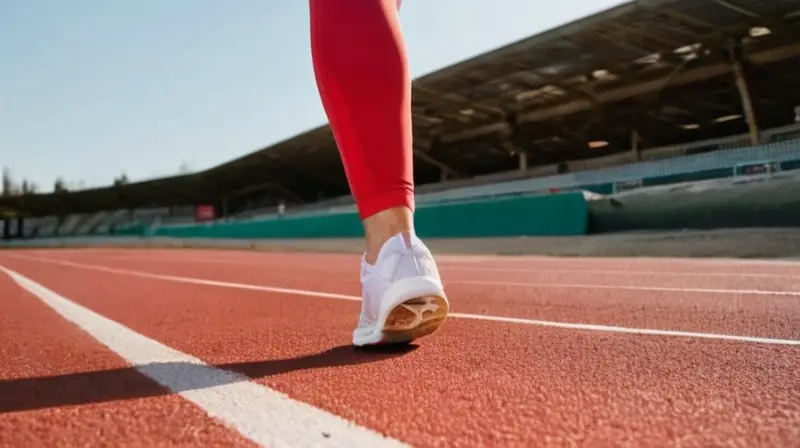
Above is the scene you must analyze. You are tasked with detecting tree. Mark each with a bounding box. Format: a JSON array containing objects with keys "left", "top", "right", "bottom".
[
  {"left": 20, "top": 179, "right": 38, "bottom": 194},
  {"left": 2, "top": 166, "right": 14, "bottom": 197},
  {"left": 113, "top": 173, "right": 129, "bottom": 186},
  {"left": 54, "top": 177, "right": 68, "bottom": 193},
  {"left": 178, "top": 162, "right": 192, "bottom": 174},
  {"left": 22, "top": 180, "right": 38, "bottom": 194}
]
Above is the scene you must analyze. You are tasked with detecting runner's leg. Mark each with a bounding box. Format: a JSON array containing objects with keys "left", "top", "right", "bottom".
[{"left": 309, "top": 0, "right": 449, "bottom": 346}]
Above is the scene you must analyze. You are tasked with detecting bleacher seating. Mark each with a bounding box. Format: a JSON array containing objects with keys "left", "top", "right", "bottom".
[
  {"left": 35, "top": 216, "right": 59, "bottom": 237},
  {"left": 74, "top": 212, "right": 108, "bottom": 235},
  {"left": 422, "top": 138, "right": 800, "bottom": 205},
  {"left": 229, "top": 123, "right": 800, "bottom": 221},
  {"left": 94, "top": 210, "right": 128, "bottom": 234},
  {"left": 56, "top": 214, "right": 85, "bottom": 235},
  {"left": 16, "top": 123, "right": 800, "bottom": 239}
]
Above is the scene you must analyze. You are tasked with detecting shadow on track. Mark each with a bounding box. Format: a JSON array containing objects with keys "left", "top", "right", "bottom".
[{"left": 0, "top": 344, "right": 417, "bottom": 413}]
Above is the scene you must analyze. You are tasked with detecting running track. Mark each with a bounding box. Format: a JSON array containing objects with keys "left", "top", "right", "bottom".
[{"left": 1, "top": 248, "right": 798, "bottom": 447}]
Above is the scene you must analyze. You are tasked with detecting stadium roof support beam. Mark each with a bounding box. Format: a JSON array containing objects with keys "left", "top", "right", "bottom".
[
  {"left": 413, "top": 86, "right": 505, "bottom": 120},
  {"left": 656, "top": 7, "right": 717, "bottom": 32},
  {"left": 711, "top": 0, "right": 759, "bottom": 18},
  {"left": 727, "top": 38, "right": 761, "bottom": 145},
  {"left": 413, "top": 140, "right": 463, "bottom": 179},
  {"left": 602, "top": 22, "right": 684, "bottom": 52},
  {"left": 505, "top": 61, "right": 601, "bottom": 107},
  {"left": 496, "top": 120, "right": 529, "bottom": 171},
  {"left": 437, "top": 41, "right": 800, "bottom": 144}
]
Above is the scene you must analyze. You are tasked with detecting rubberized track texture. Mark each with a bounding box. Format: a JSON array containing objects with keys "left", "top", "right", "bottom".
[{"left": 1, "top": 248, "right": 798, "bottom": 447}]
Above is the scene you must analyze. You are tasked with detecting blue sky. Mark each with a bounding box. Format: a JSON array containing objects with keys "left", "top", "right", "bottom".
[{"left": 0, "top": 0, "right": 624, "bottom": 191}]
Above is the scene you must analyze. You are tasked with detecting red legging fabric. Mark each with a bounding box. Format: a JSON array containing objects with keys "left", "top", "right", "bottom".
[{"left": 309, "top": 0, "right": 414, "bottom": 220}]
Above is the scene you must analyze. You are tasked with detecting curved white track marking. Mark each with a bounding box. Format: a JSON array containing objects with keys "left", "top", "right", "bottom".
[
  {"left": 6, "top": 254, "right": 800, "bottom": 346},
  {"left": 0, "top": 265, "right": 408, "bottom": 448}
]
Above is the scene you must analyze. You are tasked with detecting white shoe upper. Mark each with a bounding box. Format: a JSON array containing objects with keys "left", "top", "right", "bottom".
[{"left": 353, "top": 231, "right": 444, "bottom": 345}]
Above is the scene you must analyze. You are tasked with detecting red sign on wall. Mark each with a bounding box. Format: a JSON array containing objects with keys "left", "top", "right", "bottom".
[{"left": 195, "top": 204, "right": 215, "bottom": 221}]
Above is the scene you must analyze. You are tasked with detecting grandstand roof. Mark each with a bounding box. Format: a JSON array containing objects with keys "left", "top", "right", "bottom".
[{"left": 4, "top": 0, "right": 800, "bottom": 218}]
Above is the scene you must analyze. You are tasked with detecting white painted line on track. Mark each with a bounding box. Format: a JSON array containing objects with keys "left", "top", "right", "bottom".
[
  {"left": 444, "top": 266, "right": 800, "bottom": 278},
  {"left": 0, "top": 265, "right": 408, "bottom": 448},
  {"left": 451, "top": 280, "right": 800, "bottom": 296},
  {"left": 51, "top": 252, "right": 800, "bottom": 279},
  {"left": 12, "top": 253, "right": 800, "bottom": 297},
  {"left": 440, "top": 254, "right": 800, "bottom": 267},
  {"left": 7, "top": 254, "right": 800, "bottom": 346},
  {"left": 448, "top": 313, "right": 800, "bottom": 345}
]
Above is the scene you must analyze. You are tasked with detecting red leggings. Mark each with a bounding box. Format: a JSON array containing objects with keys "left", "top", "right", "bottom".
[{"left": 310, "top": 0, "right": 413, "bottom": 220}]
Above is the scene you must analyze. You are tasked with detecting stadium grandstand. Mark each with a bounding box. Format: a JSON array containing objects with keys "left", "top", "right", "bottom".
[{"left": 3, "top": 0, "right": 800, "bottom": 240}]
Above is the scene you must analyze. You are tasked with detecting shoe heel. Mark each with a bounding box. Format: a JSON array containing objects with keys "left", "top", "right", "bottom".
[{"left": 381, "top": 295, "right": 449, "bottom": 344}]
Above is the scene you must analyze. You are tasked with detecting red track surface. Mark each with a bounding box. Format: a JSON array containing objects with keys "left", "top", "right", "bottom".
[{"left": 1, "top": 248, "right": 799, "bottom": 447}]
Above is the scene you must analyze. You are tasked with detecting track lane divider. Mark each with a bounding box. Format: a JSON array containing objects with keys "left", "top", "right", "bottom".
[
  {"left": 0, "top": 265, "right": 409, "bottom": 448},
  {"left": 4, "top": 255, "right": 800, "bottom": 346}
]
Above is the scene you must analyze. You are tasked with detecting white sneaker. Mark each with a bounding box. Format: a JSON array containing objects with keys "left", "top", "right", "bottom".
[{"left": 353, "top": 231, "right": 449, "bottom": 347}]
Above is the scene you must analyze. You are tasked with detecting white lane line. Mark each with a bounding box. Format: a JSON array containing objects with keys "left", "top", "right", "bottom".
[
  {"left": 43, "top": 253, "right": 800, "bottom": 279},
  {"left": 8, "top": 255, "right": 800, "bottom": 346},
  {"left": 9, "top": 255, "right": 360, "bottom": 302},
  {"left": 448, "top": 313, "right": 800, "bottom": 345},
  {"left": 443, "top": 266, "right": 800, "bottom": 279},
  {"left": 451, "top": 280, "right": 800, "bottom": 297},
  {"left": 441, "top": 254, "right": 800, "bottom": 267},
  {"left": 16, "top": 254, "right": 799, "bottom": 297},
  {"left": 0, "top": 266, "right": 408, "bottom": 448}
]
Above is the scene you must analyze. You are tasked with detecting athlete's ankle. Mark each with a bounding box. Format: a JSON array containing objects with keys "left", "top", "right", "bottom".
[{"left": 362, "top": 206, "right": 414, "bottom": 265}]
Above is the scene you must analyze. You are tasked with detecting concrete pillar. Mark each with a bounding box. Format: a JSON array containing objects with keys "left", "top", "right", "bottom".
[
  {"left": 631, "top": 130, "right": 642, "bottom": 161},
  {"left": 518, "top": 151, "right": 529, "bottom": 170}
]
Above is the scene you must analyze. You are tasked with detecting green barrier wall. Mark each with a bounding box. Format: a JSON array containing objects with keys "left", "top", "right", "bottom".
[
  {"left": 105, "top": 157, "right": 800, "bottom": 240},
  {"left": 113, "top": 224, "right": 147, "bottom": 236},
  {"left": 608, "top": 161, "right": 800, "bottom": 193},
  {"left": 154, "top": 191, "right": 589, "bottom": 239},
  {"left": 589, "top": 170, "right": 800, "bottom": 232}
]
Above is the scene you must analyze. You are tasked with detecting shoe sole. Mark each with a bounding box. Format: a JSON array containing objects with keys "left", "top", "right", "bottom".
[{"left": 378, "top": 295, "right": 449, "bottom": 345}]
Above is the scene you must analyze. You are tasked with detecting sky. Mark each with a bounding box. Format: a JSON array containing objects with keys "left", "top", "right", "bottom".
[{"left": 0, "top": 0, "right": 625, "bottom": 192}]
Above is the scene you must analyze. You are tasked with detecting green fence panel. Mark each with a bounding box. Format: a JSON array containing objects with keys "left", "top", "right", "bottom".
[
  {"left": 155, "top": 212, "right": 364, "bottom": 239},
  {"left": 113, "top": 224, "right": 147, "bottom": 236},
  {"left": 781, "top": 160, "right": 800, "bottom": 171},
  {"left": 154, "top": 191, "right": 589, "bottom": 239},
  {"left": 414, "top": 192, "right": 588, "bottom": 237}
]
